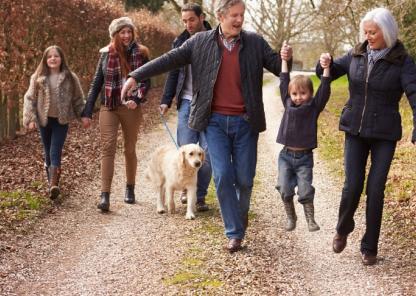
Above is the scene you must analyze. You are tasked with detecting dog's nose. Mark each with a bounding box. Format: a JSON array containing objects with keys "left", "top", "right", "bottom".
[{"left": 194, "top": 161, "right": 201, "bottom": 167}]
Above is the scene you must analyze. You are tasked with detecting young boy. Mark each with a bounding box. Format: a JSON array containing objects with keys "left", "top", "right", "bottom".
[{"left": 276, "top": 45, "right": 331, "bottom": 232}]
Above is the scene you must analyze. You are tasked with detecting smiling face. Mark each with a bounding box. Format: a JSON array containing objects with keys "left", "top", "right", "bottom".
[
  {"left": 46, "top": 48, "right": 62, "bottom": 72},
  {"left": 218, "top": 2, "right": 245, "bottom": 40},
  {"left": 117, "top": 26, "right": 133, "bottom": 47},
  {"left": 363, "top": 20, "right": 387, "bottom": 50},
  {"left": 182, "top": 10, "right": 204, "bottom": 36},
  {"left": 289, "top": 86, "right": 312, "bottom": 106}
]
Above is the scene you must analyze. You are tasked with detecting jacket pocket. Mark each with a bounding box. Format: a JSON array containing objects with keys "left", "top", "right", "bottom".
[
  {"left": 372, "top": 111, "right": 401, "bottom": 136},
  {"left": 339, "top": 105, "right": 353, "bottom": 129}
]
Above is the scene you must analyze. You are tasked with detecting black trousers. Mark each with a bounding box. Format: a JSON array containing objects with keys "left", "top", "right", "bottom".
[{"left": 336, "top": 133, "right": 396, "bottom": 255}]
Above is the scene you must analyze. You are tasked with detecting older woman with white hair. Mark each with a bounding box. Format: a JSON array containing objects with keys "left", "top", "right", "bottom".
[{"left": 317, "top": 7, "right": 416, "bottom": 265}]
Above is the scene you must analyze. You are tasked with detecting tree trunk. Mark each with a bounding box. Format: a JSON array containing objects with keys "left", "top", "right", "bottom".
[
  {"left": 7, "top": 95, "right": 17, "bottom": 139},
  {"left": 0, "top": 91, "right": 5, "bottom": 142}
]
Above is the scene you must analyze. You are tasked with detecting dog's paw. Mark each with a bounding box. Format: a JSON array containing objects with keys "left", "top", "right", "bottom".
[
  {"left": 157, "top": 208, "right": 166, "bottom": 214},
  {"left": 185, "top": 212, "right": 196, "bottom": 220}
]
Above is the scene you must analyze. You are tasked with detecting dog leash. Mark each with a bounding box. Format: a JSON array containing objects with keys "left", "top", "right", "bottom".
[{"left": 160, "top": 113, "right": 179, "bottom": 149}]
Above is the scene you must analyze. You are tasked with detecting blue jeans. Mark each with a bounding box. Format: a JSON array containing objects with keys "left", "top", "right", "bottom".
[
  {"left": 205, "top": 113, "right": 259, "bottom": 239},
  {"left": 177, "top": 99, "right": 211, "bottom": 202},
  {"left": 337, "top": 134, "right": 396, "bottom": 256},
  {"left": 276, "top": 148, "right": 315, "bottom": 204},
  {"left": 39, "top": 117, "right": 69, "bottom": 167}
]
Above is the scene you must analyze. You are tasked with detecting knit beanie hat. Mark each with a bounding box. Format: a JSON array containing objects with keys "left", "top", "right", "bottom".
[{"left": 108, "top": 17, "right": 136, "bottom": 38}]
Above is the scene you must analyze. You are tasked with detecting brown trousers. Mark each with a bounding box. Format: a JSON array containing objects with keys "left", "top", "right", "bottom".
[{"left": 99, "top": 105, "right": 142, "bottom": 192}]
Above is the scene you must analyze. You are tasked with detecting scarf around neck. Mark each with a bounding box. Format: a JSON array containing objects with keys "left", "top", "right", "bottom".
[{"left": 104, "top": 42, "right": 142, "bottom": 109}]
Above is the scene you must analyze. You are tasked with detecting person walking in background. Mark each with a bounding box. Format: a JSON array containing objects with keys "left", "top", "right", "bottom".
[
  {"left": 316, "top": 7, "right": 416, "bottom": 265},
  {"left": 276, "top": 42, "right": 331, "bottom": 232},
  {"left": 82, "top": 16, "right": 150, "bottom": 212},
  {"left": 121, "top": 0, "right": 292, "bottom": 252},
  {"left": 159, "top": 3, "right": 212, "bottom": 212},
  {"left": 23, "top": 45, "right": 85, "bottom": 199}
]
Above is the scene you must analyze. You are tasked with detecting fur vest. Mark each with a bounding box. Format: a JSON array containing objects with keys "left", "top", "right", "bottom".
[{"left": 23, "top": 70, "right": 85, "bottom": 127}]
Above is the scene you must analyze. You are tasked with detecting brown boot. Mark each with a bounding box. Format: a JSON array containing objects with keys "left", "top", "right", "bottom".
[
  {"left": 283, "top": 200, "right": 297, "bottom": 231},
  {"left": 49, "top": 166, "right": 61, "bottom": 199},
  {"left": 303, "top": 202, "right": 320, "bottom": 232}
]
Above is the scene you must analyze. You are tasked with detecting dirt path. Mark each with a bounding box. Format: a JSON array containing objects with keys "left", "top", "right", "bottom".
[{"left": 0, "top": 76, "right": 414, "bottom": 295}]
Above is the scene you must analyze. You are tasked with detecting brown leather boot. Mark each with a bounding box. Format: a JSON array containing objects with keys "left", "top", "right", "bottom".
[
  {"left": 283, "top": 200, "right": 297, "bottom": 231},
  {"left": 49, "top": 166, "right": 61, "bottom": 199}
]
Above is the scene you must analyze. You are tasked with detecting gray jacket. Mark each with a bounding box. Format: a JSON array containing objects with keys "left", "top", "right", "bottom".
[{"left": 129, "top": 26, "right": 283, "bottom": 132}]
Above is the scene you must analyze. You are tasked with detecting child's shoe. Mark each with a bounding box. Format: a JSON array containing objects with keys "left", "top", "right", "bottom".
[
  {"left": 303, "top": 202, "right": 320, "bottom": 232},
  {"left": 283, "top": 200, "right": 297, "bottom": 231}
]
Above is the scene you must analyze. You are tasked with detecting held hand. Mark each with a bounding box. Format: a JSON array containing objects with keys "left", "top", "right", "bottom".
[
  {"left": 280, "top": 40, "right": 293, "bottom": 61},
  {"left": 121, "top": 77, "right": 138, "bottom": 102},
  {"left": 81, "top": 117, "right": 91, "bottom": 129},
  {"left": 320, "top": 53, "right": 331, "bottom": 69},
  {"left": 159, "top": 104, "right": 169, "bottom": 115},
  {"left": 28, "top": 122, "right": 37, "bottom": 131},
  {"left": 125, "top": 100, "right": 138, "bottom": 110}
]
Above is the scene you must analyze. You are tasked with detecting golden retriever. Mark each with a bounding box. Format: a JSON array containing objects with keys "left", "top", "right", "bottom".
[{"left": 145, "top": 143, "right": 205, "bottom": 219}]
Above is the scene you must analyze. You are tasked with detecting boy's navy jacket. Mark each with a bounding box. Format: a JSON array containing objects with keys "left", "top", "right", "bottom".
[{"left": 276, "top": 72, "right": 331, "bottom": 149}]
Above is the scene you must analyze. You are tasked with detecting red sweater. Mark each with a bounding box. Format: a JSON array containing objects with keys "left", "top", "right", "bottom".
[{"left": 212, "top": 40, "right": 245, "bottom": 115}]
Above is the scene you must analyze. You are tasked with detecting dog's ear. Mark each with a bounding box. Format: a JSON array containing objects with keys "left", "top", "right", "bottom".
[
  {"left": 180, "top": 149, "right": 186, "bottom": 166},
  {"left": 200, "top": 148, "right": 205, "bottom": 164}
]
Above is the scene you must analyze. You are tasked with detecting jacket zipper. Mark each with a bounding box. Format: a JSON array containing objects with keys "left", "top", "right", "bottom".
[{"left": 359, "top": 55, "right": 369, "bottom": 133}]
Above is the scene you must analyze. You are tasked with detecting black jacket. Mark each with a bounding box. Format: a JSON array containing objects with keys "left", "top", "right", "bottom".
[
  {"left": 316, "top": 40, "right": 416, "bottom": 142},
  {"left": 161, "top": 21, "right": 212, "bottom": 109},
  {"left": 83, "top": 43, "right": 150, "bottom": 118},
  {"left": 129, "top": 26, "right": 284, "bottom": 132},
  {"left": 276, "top": 72, "right": 331, "bottom": 149}
]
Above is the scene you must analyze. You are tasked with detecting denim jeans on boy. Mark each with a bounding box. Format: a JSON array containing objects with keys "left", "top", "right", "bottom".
[
  {"left": 336, "top": 133, "right": 396, "bottom": 256},
  {"left": 276, "top": 148, "right": 315, "bottom": 204},
  {"left": 177, "top": 99, "right": 212, "bottom": 202},
  {"left": 205, "top": 113, "right": 259, "bottom": 240},
  {"left": 39, "top": 117, "right": 69, "bottom": 167}
]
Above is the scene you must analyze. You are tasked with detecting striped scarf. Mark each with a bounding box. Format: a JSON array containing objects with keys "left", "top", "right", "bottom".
[
  {"left": 105, "top": 42, "right": 143, "bottom": 109},
  {"left": 367, "top": 45, "right": 390, "bottom": 74}
]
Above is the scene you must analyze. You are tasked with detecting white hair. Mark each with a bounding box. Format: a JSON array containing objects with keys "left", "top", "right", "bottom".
[
  {"left": 359, "top": 7, "right": 398, "bottom": 48},
  {"left": 215, "top": 0, "right": 245, "bottom": 18}
]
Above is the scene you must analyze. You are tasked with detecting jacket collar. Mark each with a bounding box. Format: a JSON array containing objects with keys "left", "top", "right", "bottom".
[
  {"left": 352, "top": 40, "right": 407, "bottom": 65},
  {"left": 212, "top": 25, "right": 245, "bottom": 48}
]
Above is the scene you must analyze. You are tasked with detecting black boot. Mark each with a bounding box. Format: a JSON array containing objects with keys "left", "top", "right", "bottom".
[
  {"left": 98, "top": 192, "right": 110, "bottom": 212},
  {"left": 124, "top": 184, "right": 135, "bottom": 204},
  {"left": 283, "top": 200, "right": 297, "bottom": 231}
]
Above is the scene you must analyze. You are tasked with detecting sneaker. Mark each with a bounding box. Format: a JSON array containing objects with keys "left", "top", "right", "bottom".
[{"left": 196, "top": 200, "right": 209, "bottom": 212}]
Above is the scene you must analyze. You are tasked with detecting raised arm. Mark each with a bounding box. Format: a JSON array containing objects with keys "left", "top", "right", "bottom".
[
  {"left": 122, "top": 39, "right": 193, "bottom": 101},
  {"left": 316, "top": 50, "right": 352, "bottom": 81},
  {"left": 278, "top": 41, "right": 291, "bottom": 105},
  {"left": 315, "top": 53, "right": 332, "bottom": 112},
  {"left": 401, "top": 55, "right": 416, "bottom": 143}
]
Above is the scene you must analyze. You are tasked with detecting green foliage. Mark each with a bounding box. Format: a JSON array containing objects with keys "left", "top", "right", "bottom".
[
  {"left": 0, "top": 190, "right": 47, "bottom": 222},
  {"left": 124, "top": 0, "right": 166, "bottom": 12},
  {"left": 398, "top": 5, "right": 416, "bottom": 58}
]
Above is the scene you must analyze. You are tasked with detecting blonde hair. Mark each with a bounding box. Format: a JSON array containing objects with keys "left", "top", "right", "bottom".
[{"left": 288, "top": 75, "right": 314, "bottom": 95}]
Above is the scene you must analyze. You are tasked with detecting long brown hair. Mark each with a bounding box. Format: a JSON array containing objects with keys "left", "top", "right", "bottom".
[
  {"left": 111, "top": 26, "right": 137, "bottom": 78},
  {"left": 34, "top": 45, "right": 71, "bottom": 78},
  {"left": 32, "top": 45, "right": 77, "bottom": 92}
]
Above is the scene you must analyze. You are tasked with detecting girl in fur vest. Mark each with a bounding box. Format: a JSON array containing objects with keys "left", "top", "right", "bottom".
[
  {"left": 81, "top": 17, "right": 150, "bottom": 212},
  {"left": 23, "top": 45, "right": 85, "bottom": 199}
]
